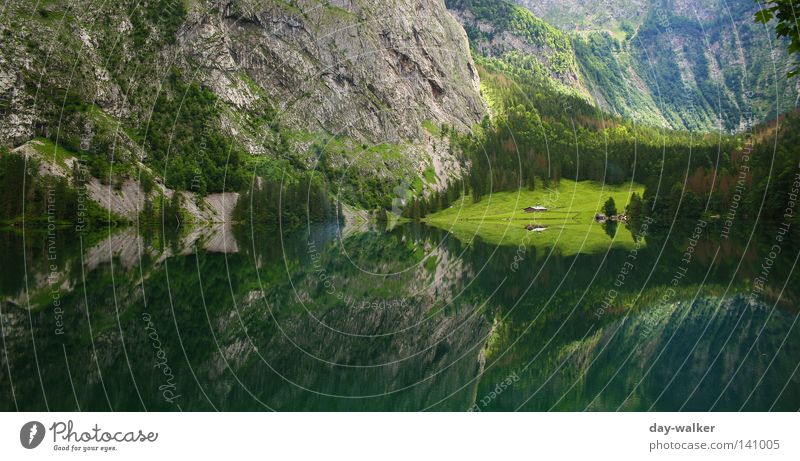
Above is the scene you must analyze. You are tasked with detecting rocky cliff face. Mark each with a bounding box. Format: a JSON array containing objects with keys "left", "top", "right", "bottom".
[
  {"left": 179, "top": 0, "right": 485, "bottom": 145},
  {"left": 0, "top": 0, "right": 487, "bottom": 215},
  {"left": 0, "top": 0, "right": 484, "bottom": 148}
]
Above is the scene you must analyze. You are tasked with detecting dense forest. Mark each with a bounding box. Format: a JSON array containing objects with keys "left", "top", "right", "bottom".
[
  {"left": 0, "top": 146, "right": 119, "bottom": 227},
  {"left": 232, "top": 172, "right": 338, "bottom": 230},
  {"left": 405, "top": 57, "right": 800, "bottom": 230},
  {"left": 142, "top": 69, "right": 249, "bottom": 194}
]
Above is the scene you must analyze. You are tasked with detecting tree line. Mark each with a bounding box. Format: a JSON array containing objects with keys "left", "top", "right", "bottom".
[
  {"left": 0, "top": 149, "right": 113, "bottom": 227},
  {"left": 232, "top": 172, "right": 338, "bottom": 230}
]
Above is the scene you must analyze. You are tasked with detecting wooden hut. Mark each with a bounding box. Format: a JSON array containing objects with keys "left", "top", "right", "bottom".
[{"left": 524, "top": 205, "right": 548, "bottom": 213}]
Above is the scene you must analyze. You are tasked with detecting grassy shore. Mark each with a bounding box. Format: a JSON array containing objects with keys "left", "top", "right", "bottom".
[{"left": 424, "top": 179, "right": 645, "bottom": 255}]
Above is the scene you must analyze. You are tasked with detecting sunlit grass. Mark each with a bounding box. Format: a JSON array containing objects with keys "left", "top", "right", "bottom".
[{"left": 424, "top": 179, "right": 645, "bottom": 255}]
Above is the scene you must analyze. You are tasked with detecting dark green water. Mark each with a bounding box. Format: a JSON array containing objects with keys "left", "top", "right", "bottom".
[{"left": 1, "top": 220, "right": 799, "bottom": 411}]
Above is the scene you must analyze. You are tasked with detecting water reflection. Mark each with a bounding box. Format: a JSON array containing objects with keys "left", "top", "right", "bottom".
[{"left": 0, "top": 220, "right": 798, "bottom": 411}]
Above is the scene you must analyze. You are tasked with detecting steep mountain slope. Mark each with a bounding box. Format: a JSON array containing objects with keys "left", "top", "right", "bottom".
[
  {"left": 571, "top": 32, "right": 671, "bottom": 127},
  {"left": 179, "top": 0, "right": 485, "bottom": 144},
  {"left": 574, "top": 0, "right": 800, "bottom": 132},
  {"left": 445, "top": 0, "right": 590, "bottom": 99},
  {"left": 449, "top": 0, "right": 799, "bottom": 132},
  {"left": 514, "top": 0, "right": 647, "bottom": 33},
  {"left": 0, "top": 0, "right": 486, "bottom": 214}
]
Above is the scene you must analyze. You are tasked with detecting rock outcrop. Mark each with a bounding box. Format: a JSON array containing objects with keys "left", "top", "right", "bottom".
[
  {"left": 179, "top": 0, "right": 486, "bottom": 145},
  {"left": 13, "top": 140, "right": 239, "bottom": 223}
]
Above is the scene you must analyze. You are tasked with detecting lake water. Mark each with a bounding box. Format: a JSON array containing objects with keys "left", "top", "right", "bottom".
[{"left": 1, "top": 220, "right": 798, "bottom": 411}]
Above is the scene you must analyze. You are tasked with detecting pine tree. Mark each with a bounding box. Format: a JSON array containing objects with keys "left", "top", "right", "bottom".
[{"left": 603, "top": 197, "right": 617, "bottom": 217}]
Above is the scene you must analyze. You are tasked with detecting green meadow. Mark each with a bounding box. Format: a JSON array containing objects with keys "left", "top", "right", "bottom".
[{"left": 424, "top": 179, "right": 645, "bottom": 255}]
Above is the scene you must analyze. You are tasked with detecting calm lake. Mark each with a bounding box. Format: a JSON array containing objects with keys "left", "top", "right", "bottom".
[{"left": 1, "top": 219, "right": 799, "bottom": 411}]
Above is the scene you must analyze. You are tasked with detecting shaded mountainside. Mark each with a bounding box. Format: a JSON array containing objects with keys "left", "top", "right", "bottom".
[
  {"left": 449, "top": 0, "right": 799, "bottom": 132},
  {"left": 575, "top": 0, "right": 800, "bottom": 132}
]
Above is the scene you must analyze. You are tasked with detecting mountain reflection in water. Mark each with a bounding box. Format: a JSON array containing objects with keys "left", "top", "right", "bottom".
[{"left": 1, "top": 221, "right": 798, "bottom": 411}]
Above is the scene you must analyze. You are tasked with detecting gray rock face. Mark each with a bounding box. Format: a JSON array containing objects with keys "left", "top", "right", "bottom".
[
  {"left": 0, "top": 0, "right": 487, "bottom": 206},
  {"left": 178, "top": 0, "right": 486, "bottom": 144},
  {"left": 0, "top": 44, "right": 35, "bottom": 146}
]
